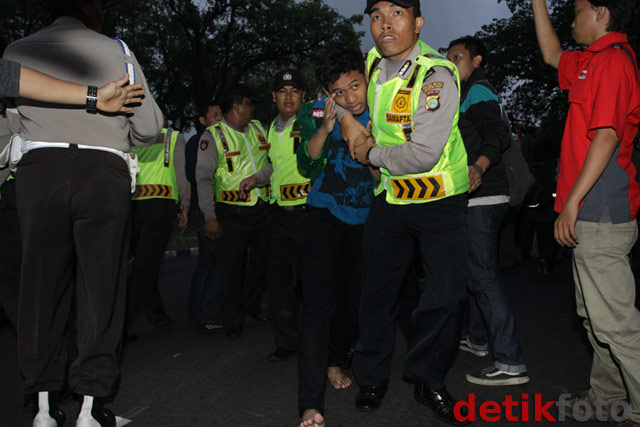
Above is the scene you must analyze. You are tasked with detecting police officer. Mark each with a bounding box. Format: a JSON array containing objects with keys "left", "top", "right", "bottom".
[
  {"left": 196, "top": 83, "right": 269, "bottom": 340},
  {"left": 2, "top": 0, "right": 163, "bottom": 425},
  {"left": 125, "top": 110, "right": 191, "bottom": 337},
  {"left": 341, "top": 1, "right": 470, "bottom": 424},
  {"left": 239, "top": 69, "right": 310, "bottom": 361},
  {"left": 185, "top": 102, "right": 224, "bottom": 333}
]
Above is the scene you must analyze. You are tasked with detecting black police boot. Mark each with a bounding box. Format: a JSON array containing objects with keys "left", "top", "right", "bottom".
[
  {"left": 76, "top": 396, "right": 116, "bottom": 427},
  {"left": 32, "top": 391, "right": 66, "bottom": 427}
]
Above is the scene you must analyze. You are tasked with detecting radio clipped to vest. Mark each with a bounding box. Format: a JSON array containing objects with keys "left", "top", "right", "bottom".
[
  {"left": 0, "top": 134, "right": 24, "bottom": 172},
  {"left": 125, "top": 152, "right": 140, "bottom": 193}
]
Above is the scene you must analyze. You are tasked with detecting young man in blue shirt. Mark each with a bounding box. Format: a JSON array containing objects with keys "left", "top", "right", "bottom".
[{"left": 296, "top": 47, "right": 377, "bottom": 427}]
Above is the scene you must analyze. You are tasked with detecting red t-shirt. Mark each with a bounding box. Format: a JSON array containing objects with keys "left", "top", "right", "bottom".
[{"left": 556, "top": 32, "right": 640, "bottom": 222}]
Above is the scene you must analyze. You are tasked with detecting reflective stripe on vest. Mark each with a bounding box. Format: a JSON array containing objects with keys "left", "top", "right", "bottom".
[
  {"left": 366, "top": 41, "right": 469, "bottom": 205},
  {"left": 131, "top": 128, "right": 179, "bottom": 201},
  {"left": 210, "top": 120, "right": 269, "bottom": 206},
  {"left": 267, "top": 119, "right": 311, "bottom": 206}
]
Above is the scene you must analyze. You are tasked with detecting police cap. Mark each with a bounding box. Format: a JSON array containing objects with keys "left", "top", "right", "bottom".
[{"left": 272, "top": 69, "right": 305, "bottom": 92}]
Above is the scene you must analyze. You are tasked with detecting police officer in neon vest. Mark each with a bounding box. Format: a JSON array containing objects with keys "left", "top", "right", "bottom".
[
  {"left": 239, "top": 69, "right": 310, "bottom": 361},
  {"left": 196, "top": 83, "right": 269, "bottom": 340},
  {"left": 125, "top": 110, "right": 191, "bottom": 337},
  {"left": 339, "top": 1, "right": 471, "bottom": 424}
]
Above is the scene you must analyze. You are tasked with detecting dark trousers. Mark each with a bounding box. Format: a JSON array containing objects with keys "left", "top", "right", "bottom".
[
  {"left": 15, "top": 147, "right": 131, "bottom": 397},
  {"left": 297, "top": 207, "right": 363, "bottom": 416},
  {"left": 216, "top": 202, "right": 267, "bottom": 328},
  {"left": 267, "top": 204, "right": 306, "bottom": 351},
  {"left": 187, "top": 231, "right": 220, "bottom": 326},
  {"left": 0, "top": 179, "right": 20, "bottom": 329},
  {"left": 353, "top": 194, "right": 468, "bottom": 389},
  {"left": 465, "top": 204, "right": 525, "bottom": 369},
  {"left": 126, "top": 198, "right": 176, "bottom": 328}
]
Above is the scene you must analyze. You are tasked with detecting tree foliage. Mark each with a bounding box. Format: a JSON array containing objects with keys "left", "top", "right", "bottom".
[
  {"left": 0, "top": 0, "right": 363, "bottom": 130},
  {"left": 486, "top": 0, "right": 640, "bottom": 141},
  {"left": 481, "top": 0, "right": 575, "bottom": 130}
]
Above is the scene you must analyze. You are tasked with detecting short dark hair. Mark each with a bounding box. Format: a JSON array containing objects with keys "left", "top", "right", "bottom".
[
  {"left": 46, "top": 0, "right": 78, "bottom": 19},
  {"left": 315, "top": 45, "right": 366, "bottom": 91},
  {"left": 587, "top": 0, "right": 638, "bottom": 34},
  {"left": 194, "top": 102, "right": 220, "bottom": 132},
  {"left": 219, "top": 94, "right": 245, "bottom": 115},
  {"left": 447, "top": 35, "right": 488, "bottom": 68},
  {"left": 197, "top": 102, "right": 219, "bottom": 118}
]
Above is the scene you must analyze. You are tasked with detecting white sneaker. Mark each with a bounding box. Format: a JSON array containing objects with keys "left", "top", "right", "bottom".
[
  {"left": 459, "top": 337, "right": 489, "bottom": 357},
  {"left": 33, "top": 391, "right": 66, "bottom": 427},
  {"left": 466, "top": 366, "right": 530, "bottom": 386},
  {"left": 76, "top": 396, "right": 116, "bottom": 427}
]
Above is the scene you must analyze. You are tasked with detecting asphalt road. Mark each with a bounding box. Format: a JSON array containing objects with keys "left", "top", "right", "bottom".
[{"left": 0, "top": 254, "right": 615, "bottom": 427}]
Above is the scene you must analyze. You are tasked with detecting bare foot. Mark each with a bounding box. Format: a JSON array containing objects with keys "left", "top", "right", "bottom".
[
  {"left": 327, "top": 366, "right": 352, "bottom": 390},
  {"left": 300, "top": 409, "right": 325, "bottom": 427}
]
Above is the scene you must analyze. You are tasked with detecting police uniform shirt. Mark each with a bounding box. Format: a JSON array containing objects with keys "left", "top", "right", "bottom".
[
  {"left": 366, "top": 43, "right": 460, "bottom": 176},
  {"left": 3, "top": 16, "right": 163, "bottom": 152},
  {"left": 252, "top": 114, "right": 297, "bottom": 187},
  {"left": 195, "top": 119, "right": 262, "bottom": 221}
]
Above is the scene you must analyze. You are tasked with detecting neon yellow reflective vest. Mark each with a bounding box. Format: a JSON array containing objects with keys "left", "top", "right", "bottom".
[
  {"left": 267, "top": 119, "right": 311, "bottom": 206},
  {"left": 367, "top": 40, "right": 469, "bottom": 205},
  {"left": 210, "top": 120, "right": 270, "bottom": 206},
  {"left": 131, "top": 128, "right": 179, "bottom": 202}
]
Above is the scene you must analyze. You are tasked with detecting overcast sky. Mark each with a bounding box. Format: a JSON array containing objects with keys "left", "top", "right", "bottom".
[{"left": 322, "top": 0, "right": 513, "bottom": 52}]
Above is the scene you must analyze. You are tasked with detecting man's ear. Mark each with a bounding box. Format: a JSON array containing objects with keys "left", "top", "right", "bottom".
[
  {"left": 198, "top": 116, "right": 206, "bottom": 127},
  {"left": 272, "top": 92, "right": 277, "bottom": 103},
  {"left": 595, "top": 5, "right": 610, "bottom": 25},
  {"left": 472, "top": 55, "right": 483, "bottom": 69},
  {"left": 415, "top": 16, "right": 424, "bottom": 34}
]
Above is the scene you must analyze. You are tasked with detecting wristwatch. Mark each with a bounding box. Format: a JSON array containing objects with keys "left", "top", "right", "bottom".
[
  {"left": 86, "top": 85, "right": 98, "bottom": 114},
  {"left": 365, "top": 146, "right": 374, "bottom": 166}
]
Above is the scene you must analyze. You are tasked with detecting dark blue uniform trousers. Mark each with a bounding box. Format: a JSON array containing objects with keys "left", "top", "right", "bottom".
[{"left": 353, "top": 193, "right": 468, "bottom": 389}]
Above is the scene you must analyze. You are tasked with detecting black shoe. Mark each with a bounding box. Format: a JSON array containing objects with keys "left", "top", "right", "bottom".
[
  {"left": 414, "top": 384, "right": 470, "bottom": 426},
  {"left": 355, "top": 380, "right": 389, "bottom": 412},
  {"left": 225, "top": 325, "right": 244, "bottom": 339},
  {"left": 144, "top": 307, "right": 173, "bottom": 329},
  {"left": 76, "top": 395, "right": 116, "bottom": 427},
  {"left": 31, "top": 391, "right": 66, "bottom": 426},
  {"left": 266, "top": 348, "right": 295, "bottom": 361}
]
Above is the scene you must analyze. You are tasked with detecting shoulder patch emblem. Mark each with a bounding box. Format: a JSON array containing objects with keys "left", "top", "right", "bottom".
[
  {"left": 425, "top": 92, "right": 440, "bottom": 112},
  {"left": 422, "top": 81, "right": 444, "bottom": 94},
  {"left": 200, "top": 140, "right": 209, "bottom": 151}
]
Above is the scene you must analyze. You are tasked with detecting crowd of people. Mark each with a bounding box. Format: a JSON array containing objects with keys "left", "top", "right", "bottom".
[{"left": 0, "top": 0, "right": 639, "bottom": 426}]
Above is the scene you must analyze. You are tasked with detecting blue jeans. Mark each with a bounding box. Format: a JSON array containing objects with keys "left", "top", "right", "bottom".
[
  {"left": 466, "top": 203, "right": 526, "bottom": 373},
  {"left": 187, "top": 232, "right": 220, "bottom": 326}
]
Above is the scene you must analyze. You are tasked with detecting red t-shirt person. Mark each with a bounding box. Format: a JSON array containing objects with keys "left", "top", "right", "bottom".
[{"left": 556, "top": 31, "right": 640, "bottom": 223}]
